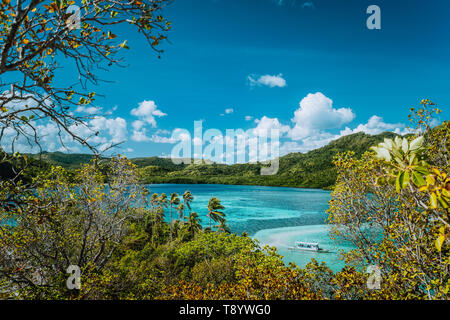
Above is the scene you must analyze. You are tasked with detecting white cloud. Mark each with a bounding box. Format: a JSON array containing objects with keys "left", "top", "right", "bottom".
[
  {"left": 0, "top": 90, "right": 40, "bottom": 111},
  {"left": 89, "top": 116, "right": 127, "bottom": 144},
  {"left": 1, "top": 115, "right": 128, "bottom": 154},
  {"left": 339, "top": 115, "right": 412, "bottom": 136},
  {"left": 248, "top": 92, "right": 411, "bottom": 157},
  {"left": 245, "top": 115, "right": 253, "bottom": 121},
  {"left": 131, "top": 127, "right": 192, "bottom": 144},
  {"left": 104, "top": 105, "right": 118, "bottom": 115},
  {"left": 279, "top": 141, "right": 302, "bottom": 155},
  {"left": 289, "top": 92, "right": 355, "bottom": 140},
  {"left": 150, "top": 135, "right": 177, "bottom": 144},
  {"left": 130, "top": 100, "right": 167, "bottom": 127},
  {"left": 253, "top": 116, "right": 290, "bottom": 137},
  {"left": 76, "top": 106, "right": 102, "bottom": 115},
  {"left": 131, "top": 127, "right": 176, "bottom": 144},
  {"left": 129, "top": 100, "right": 172, "bottom": 144},
  {"left": 132, "top": 120, "right": 145, "bottom": 130},
  {"left": 248, "top": 73, "right": 287, "bottom": 88},
  {"left": 155, "top": 129, "right": 171, "bottom": 135},
  {"left": 279, "top": 114, "right": 411, "bottom": 156},
  {"left": 297, "top": 132, "right": 336, "bottom": 151},
  {"left": 301, "top": 1, "right": 315, "bottom": 9},
  {"left": 0, "top": 91, "right": 128, "bottom": 154},
  {"left": 173, "top": 129, "right": 191, "bottom": 142},
  {"left": 130, "top": 128, "right": 149, "bottom": 142},
  {"left": 279, "top": 132, "right": 337, "bottom": 155},
  {"left": 220, "top": 108, "right": 234, "bottom": 116},
  {"left": 193, "top": 137, "right": 203, "bottom": 146}
]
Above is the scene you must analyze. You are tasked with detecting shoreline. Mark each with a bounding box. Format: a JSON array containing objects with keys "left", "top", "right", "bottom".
[
  {"left": 146, "top": 183, "right": 332, "bottom": 236},
  {"left": 253, "top": 224, "right": 353, "bottom": 272},
  {"left": 143, "top": 181, "right": 333, "bottom": 191}
]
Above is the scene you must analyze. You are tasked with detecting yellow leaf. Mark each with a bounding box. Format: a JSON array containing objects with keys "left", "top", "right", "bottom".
[
  {"left": 435, "top": 234, "right": 446, "bottom": 252},
  {"left": 426, "top": 174, "right": 435, "bottom": 186},
  {"left": 107, "top": 31, "right": 117, "bottom": 39},
  {"left": 430, "top": 193, "right": 438, "bottom": 209}
]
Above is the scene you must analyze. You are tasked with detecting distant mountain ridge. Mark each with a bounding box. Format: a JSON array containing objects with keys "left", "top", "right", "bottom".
[{"left": 26, "top": 131, "right": 399, "bottom": 189}]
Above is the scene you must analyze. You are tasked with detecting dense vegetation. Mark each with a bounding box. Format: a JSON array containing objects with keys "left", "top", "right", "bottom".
[
  {"left": 0, "top": 154, "right": 341, "bottom": 299},
  {"left": 327, "top": 102, "right": 449, "bottom": 299}
]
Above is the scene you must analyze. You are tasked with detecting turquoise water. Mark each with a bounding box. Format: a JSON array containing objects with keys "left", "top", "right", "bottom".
[
  {"left": 254, "top": 225, "right": 354, "bottom": 272},
  {"left": 146, "top": 184, "right": 350, "bottom": 271}
]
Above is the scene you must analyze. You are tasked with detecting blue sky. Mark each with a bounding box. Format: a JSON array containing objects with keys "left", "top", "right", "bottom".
[{"left": 6, "top": 0, "right": 450, "bottom": 159}]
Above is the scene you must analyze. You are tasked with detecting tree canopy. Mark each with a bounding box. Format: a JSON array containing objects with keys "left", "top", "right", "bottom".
[{"left": 0, "top": 0, "right": 170, "bottom": 153}]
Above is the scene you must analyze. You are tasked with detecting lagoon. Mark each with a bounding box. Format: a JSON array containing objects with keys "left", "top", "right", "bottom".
[
  {"left": 147, "top": 184, "right": 350, "bottom": 271},
  {"left": 254, "top": 225, "right": 354, "bottom": 272}
]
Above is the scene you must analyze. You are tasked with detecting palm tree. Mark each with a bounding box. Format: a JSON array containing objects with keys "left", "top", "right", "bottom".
[
  {"left": 142, "top": 187, "right": 150, "bottom": 204},
  {"left": 150, "top": 193, "right": 159, "bottom": 208},
  {"left": 169, "top": 193, "right": 180, "bottom": 224},
  {"left": 157, "top": 193, "right": 168, "bottom": 210},
  {"left": 148, "top": 193, "right": 159, "bottom": 246},
  {"left": 186, "top": 212, "right": 202, "bottom": 237},
  {"left": 172, "top": 220, "right": 182, "bottom": 239},
  {"left": 151, "top": 207, "right": 165, "bottom": 246},
  {"left": 153, "top": 206, "right": 165, "bottom": 224},
  {"left": 182, "top": 190, "right": 194, "bottom": 221},
  {"left": 169, "top": 193, "right": 180, "bottom": 240},
  {"left": 176, "top": 203, "right": 186, "bottom": 221},
  {"left": 156, "top": 193, "right": 168, "bottom": 235},
  {"left": 207, "top": 197, "right": 225, "bottom": 230},
  {"left": 216, "top": 219, "right": 231, "bottom": 234}
]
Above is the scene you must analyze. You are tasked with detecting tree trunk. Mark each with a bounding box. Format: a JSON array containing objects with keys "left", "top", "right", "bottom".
[{"left": 169, "top": 206, "right": 172, "bottom": 241}]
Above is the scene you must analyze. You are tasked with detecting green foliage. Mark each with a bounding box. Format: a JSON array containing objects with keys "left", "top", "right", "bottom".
[
  {"left": 27, "top": 151, "right": 101, "bottom": 170},
  {"left": 328, "top": 102, "right": 449, "bottom": 299},
  {"left": 371, "top": 135, "right": 428, "bottom": 192},
  {"left": 207, "top": 197, "right": 226, "bottom": 230},
  {"left": 0, "top": 156, "right": 146, "bottom": 299},
  {"left": 2, "top": 99, "right": 448, "bottom": 300},
  {"left": 0, "top": 155, "right": 375, "bottom": 300}
]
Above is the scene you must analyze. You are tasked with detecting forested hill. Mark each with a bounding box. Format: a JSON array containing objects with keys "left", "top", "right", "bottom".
[
  {"left": 137, "top": 131, "right": 398, "bottom": 189},
  {"left": 25, "top": 131, "right": 399, "bottom": 189},
  {"left": 28, "top": 151, "right": 100, "bottom": 169}
]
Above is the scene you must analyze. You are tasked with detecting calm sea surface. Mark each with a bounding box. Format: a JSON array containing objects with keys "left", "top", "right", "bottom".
[{"left": 146, "top": 184, "right": 352, "bottom": 271}]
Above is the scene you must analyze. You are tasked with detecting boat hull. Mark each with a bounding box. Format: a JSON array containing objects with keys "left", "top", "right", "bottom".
[{"left": 288, "top": 247, "right": 330, "bottom": 253}]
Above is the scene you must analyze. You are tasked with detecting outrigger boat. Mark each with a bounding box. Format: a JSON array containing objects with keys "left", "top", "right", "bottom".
[{"left": 288, "top": 241, "right": 329, "bottom": 253}]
